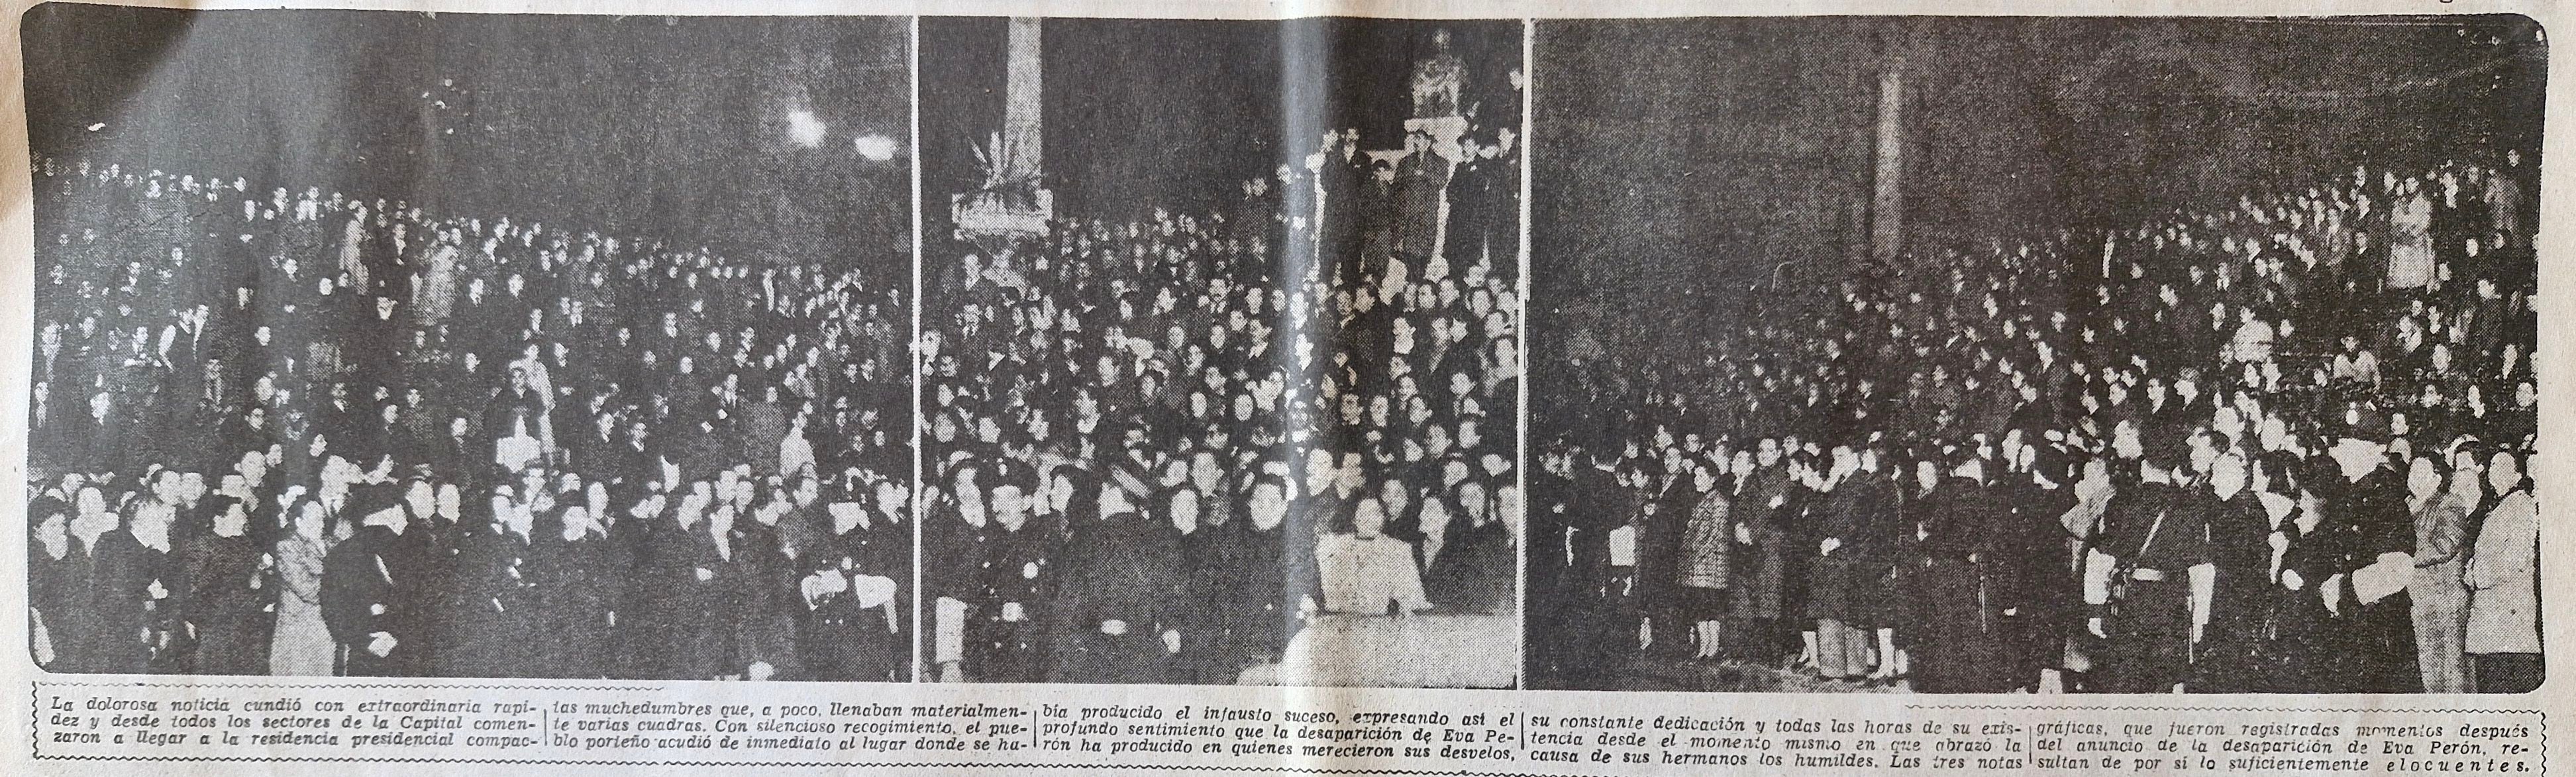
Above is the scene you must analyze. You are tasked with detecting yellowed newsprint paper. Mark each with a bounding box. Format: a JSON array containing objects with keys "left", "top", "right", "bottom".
[{"left": 0, "top": 0, "right": 2561, "bottom": 773}]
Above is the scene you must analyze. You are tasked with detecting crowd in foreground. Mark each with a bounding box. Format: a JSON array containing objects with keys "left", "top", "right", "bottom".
[
  {"left": 1535, "top": 154, "right": 2541, "bottom": 694},
  {"left": 28, "top": 157, "right": 915, "bottom": 680},
  {"left": 923, "top": 121, "right": 1525, "bottom": 685}
]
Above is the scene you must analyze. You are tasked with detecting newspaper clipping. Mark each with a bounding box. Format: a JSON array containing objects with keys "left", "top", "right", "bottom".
[{"left": 0, "top": 0, "right": 2561, "bottom": 774}]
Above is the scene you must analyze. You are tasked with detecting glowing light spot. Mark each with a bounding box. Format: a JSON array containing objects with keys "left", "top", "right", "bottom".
[
  {"left": 853, "top": 134, "right": 898, "bottom": 161},
  {"left": 786, "top": 110, "right": 827, "bottom": 148}
]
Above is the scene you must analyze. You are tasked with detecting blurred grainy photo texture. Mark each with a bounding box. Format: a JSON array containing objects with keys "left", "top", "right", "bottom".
[
  {"left": 22, "top": 7, "right": 919, "bottom": 681},
  {"left": 918, "top": 17, "right": 1523, "bottom": 688},
  {"left": 1527, "top": 16, "right": 2543, "bottom": 694},
  {"left": 22, "top": 4, "right": 2545, "bottom": 705}
]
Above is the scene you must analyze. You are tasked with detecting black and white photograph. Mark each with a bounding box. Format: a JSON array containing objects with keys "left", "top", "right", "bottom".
[
  {"left": 23, "top": 6, "right": 919, "bottom": 681},
  {"left": 917, "top": 17, "right": 1523, "bottom": 688},
  {"left": 1527, "top": 16, "right": 2543, "bottom": 694}
]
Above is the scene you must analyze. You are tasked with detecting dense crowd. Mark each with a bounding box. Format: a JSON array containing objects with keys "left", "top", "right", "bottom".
[
  {"left": 26, "top": 156, "right": 915, "bottom": 680},
  {"left": 923, "top": 119, "right": 1525, "bottom": 684},
  {"left": 1535, "top": 155, "right": 2542, "bottom": 694}
]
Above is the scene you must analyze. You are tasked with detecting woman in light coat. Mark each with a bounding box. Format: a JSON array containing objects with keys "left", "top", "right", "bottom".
[
  {"left": 268, "top": 501, "right": 338, "bottom": 676},
  {"left": 2465, "top": 450, "right": 2540, "bottom": 693},
  {"left": 2407, "top": 454, "right": 2473, "bottom": 692}
]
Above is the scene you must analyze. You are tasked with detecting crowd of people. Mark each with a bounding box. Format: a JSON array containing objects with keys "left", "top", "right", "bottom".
[
  {"left": 1535, "top": 154, "right": 2542, "bottom": 694},
  {"left": 26, "top": 156, "right": 915, "bottom": 680},
  {"left": 922, "top": 92, "right": 1525, "bottom": 684}
]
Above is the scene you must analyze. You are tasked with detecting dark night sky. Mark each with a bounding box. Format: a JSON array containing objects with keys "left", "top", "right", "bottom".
[
  {"left": 21, "top": 5, "right": 913, "bottom": 270},
  {"left": 1534, "top": 15, "right": 2547, "bottom": 360},
  {"left": 25, "top": 9, "right": 2538, "bottom": 344},
  {"left": 920, "top": 17, "right": 1523, "bottom": 226}
]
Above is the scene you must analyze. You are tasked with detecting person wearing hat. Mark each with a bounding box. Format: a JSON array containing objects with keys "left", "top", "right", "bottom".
[
  {"left": 965, "top": 462, "right": 1051, "bottom": 684},
  {"left": 2313, "top": 403, "right": 2420, "bottom": 694}
]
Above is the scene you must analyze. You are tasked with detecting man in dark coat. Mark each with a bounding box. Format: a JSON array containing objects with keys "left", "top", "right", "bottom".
[
  {"left": 1910, "top": 456, "right": 2010, "bottom": 692},
  {"left": 619, "top": 486, "right": 709, "bottom": 680},
  {"left": 1804, "top": 446, "right": 1871, "bottom": 679},
  {"left": 442, "top": 484, "right": 544, "bottom": 678},
  {"left": 972, "top": 479, "right": 1055, "bottom": 683},
  {"left": 705, "top": 476, "right": 799, "bottom": 681},
  {"left": 1425, "top": 477, "right": 1514, "bottom": 617},
  {"left": 81, "top": 500, "right": 171, "bottom": 674},
  {"left": 2312, "top": 413, "right": 2421, "bottom": 694},
  {"left": 173, "top": 499, "right": 273, "bottom": 675},
  {"left": 923, "top": 460, "right": 995, "bottom": 680},
  {"left": 319, "top": 485, "right": 432, "bottom": 676},
  {"left": 1046, "top": 470, "right": 1185, "bottom": 684},
  {"left": 800, "top": 484, "right": 905, "bottom": 683},
  {"left": 1993, "top": 443, "right": 2080, "bottom": 691},
  {"left": 1729, "top": 444, "right": 1792, "bottom": 664},
  {"left": 531, "top": 501, "right": 618, "bottom": 680},
  {"left": 2087, "top": 449, "right": 2209, "bottom": 694},
  {"left": 2191, "top": 448, "right": 2276, "bottom": 692},
  {"left": 1548, "top": 442, "right": 1630, "bottom": 685}
]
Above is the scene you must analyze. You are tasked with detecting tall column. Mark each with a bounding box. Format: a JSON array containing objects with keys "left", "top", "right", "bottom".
[
  {"left": 1869, "top": 50, "right": 1906, "bottom": 264},
  {"left": 1002, "top": 17, "right": 1043, "bottom": 183},
  {"left": 1875, "top": 28, "right": 1916, "bottom": 267}
]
